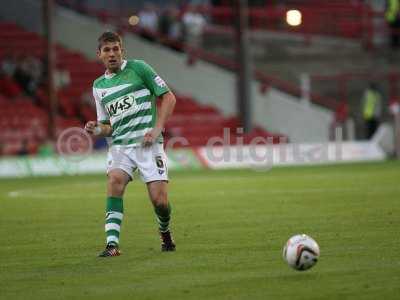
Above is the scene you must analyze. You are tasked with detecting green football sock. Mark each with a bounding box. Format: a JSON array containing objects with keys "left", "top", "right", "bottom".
[
  {"left": 154, "top": 203, "right": 171, "bottom": 233},
  {"left": 105, "top": 196, "right": 124, "bottom": 246}
]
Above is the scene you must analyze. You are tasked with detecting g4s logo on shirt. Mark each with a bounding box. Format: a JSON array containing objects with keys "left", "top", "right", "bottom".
[{"left": 106, "top": 94, "right": 136, "bottom": 117}]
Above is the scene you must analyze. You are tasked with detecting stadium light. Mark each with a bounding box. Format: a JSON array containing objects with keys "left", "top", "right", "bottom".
[
  {"left": 128, "top": 15, "right": 139, "bottom": 26},
  {"left": 286, "top": 9, "right": 302, "bottom": 27}
]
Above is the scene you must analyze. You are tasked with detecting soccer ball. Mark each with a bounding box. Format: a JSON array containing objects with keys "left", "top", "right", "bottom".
[{"left": 283, "top": 234, "right": 320, "bottom": 271}]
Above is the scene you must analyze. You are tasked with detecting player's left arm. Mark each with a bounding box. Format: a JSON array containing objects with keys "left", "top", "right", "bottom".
[
  {"left": 143, "top": 91, "right": 176, "bottom": 146},
  {"left": 134, "top": 60, "right": 176, "bottom": 146}
]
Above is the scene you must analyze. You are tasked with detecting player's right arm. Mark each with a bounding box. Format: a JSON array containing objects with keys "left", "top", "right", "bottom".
[{"left": 84, "top": 86, "right": 113, "bottom": 137}]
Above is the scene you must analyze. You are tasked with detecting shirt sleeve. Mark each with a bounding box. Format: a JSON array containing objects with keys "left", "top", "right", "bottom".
[
  {"left": 133, "top": 60, "right": 170, "bottom": 97},
  {"left": 92, "top": 87, "right": 110, "bottom": 124}
]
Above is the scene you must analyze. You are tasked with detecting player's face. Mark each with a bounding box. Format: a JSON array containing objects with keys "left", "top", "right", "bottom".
[{"left": 97, "top": 41, "right": 124, "bottom": 73}]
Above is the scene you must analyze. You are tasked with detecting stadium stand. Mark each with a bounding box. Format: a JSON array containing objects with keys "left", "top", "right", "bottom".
[
  {"left": 0, "top": 22, "right": 282, "bottom": 155},
  {"left": 163, "top": 95, "right": 283, "bottom": 147}
]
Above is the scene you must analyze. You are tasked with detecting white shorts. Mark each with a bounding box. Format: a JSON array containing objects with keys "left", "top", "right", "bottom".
[{"left": 106, "top": 143, "right": 168, "bottom": 183}]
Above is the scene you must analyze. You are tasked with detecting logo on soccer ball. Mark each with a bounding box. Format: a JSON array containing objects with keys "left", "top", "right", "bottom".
[{"left": 283, "top": 234, "right": 320, "bottom": 271}]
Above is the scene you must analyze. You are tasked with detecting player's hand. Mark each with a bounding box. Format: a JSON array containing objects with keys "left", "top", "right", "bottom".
[
  {"left": 84, "top": 121, "right": 97, "bottom": 135},
  {"left": 142, "top": 127, "right": 162, "bottom": 147}
]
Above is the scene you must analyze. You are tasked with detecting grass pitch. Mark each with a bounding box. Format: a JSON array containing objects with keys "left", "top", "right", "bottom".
[{"left": 0, "top": 161, "right": 399, "bottom": 300}]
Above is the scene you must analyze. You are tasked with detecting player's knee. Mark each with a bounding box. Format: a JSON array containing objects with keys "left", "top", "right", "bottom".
[
  {"left": 108, "top": 174, "right": 127, "bottom": 192},
  {"left": 151, "top": 189, "right": 167, "bottom": 205}
]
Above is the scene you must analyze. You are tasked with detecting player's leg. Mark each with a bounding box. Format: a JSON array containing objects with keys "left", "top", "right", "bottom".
[
  {"left": 146, "top": 181, "right": 176, "bottom": 251},
  {"left": 99, "top": 169, "right": 131, "bottom": 257},
  {"left": 135, "top": 143, "right": 175, "bottom": 251},
  {"left": 99, "top": 148, "right": 134, "bottom": 257},
  {"left": 147, "top": 180, "right": 171, "bottom": 233},
  {"left": 106, "top": 169, "right": 130, "bottom": 243}
]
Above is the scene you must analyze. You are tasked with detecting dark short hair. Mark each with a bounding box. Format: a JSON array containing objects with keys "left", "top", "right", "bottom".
[{"left": 97, "top": 31, "right": 122, "bottom": 50}]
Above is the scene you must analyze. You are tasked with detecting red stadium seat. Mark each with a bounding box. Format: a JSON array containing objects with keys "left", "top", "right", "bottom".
[{"left": 0, "top": 21, "right": 284, "bottom": 150}]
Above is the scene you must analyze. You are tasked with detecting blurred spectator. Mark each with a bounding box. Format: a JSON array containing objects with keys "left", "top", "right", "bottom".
[
  {"left": 0, "top": 55, "right": 23, "bottom": 98},
  {"left": 1, "top": 54, "right": 17, "bottom": 77},
  {"left": 159, "top": 5, "right": 180, "bottom": 39},
  {"left": 54, "top": 68, "right": 71, "bottom": 91},
  {"left": 182, "top": 5, "right": 206, "bottom": 50},
  {"left": 158, "top": 5, "right": 184, "bottom": 51},
  {"left": 159, "top": 6, "right": 173, "bottom": 38},
  {"left": 14, "top": 55, "right": 43, "bottom": 97},
  {"left": 41, "top": 59, "right": 70, "bottom": 92},
  {"left": 17, "top": 139, "right": 30, "bottom": 156},
  {"left": 385, "top": 0, "right": 400, "bottom": 48},
  {"left": 138, "top": 3, "right": 159, "bottom": 41},
  {"left": 362, "top": 82, "right": 383, "bottom": 139},
  {"left": 169, "top": 7, "right": 184, "bottom": 41}
]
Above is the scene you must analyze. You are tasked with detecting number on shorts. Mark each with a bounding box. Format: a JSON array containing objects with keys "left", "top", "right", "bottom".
[{"left": 155, "top": 156, "right": 164, "bottom": 168}]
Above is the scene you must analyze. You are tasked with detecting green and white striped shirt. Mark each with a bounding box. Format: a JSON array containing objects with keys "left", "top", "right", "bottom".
[{"left": 93, "top": 59, "right": 169, "bottom": 146}]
